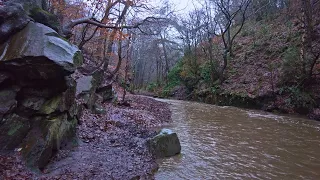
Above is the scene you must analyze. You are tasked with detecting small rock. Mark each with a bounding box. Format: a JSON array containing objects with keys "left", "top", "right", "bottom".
[{"left": 87, "top": 133, "right": 94, "bottom": 139}]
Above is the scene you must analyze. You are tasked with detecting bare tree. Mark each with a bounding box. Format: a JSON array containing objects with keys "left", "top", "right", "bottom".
[
  {"left": 213, "top": 0, "right": 251, "bottom": 83},
  {"left": 297, "top": 0, "right": 320, "bottom": 82}
]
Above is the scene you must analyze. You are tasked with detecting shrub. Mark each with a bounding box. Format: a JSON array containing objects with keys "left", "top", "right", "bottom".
[
  {"left": 279, "top": 86, "right": 315, "bottom": 111},
  {"left": 146, "top": 82, "right": 157, "bottom": 92},
  {"left": 280, "top": 46, "right": 304, "bottom": 85},
  {"left": 200, "top": 63, "right": 212, "bottom": 83},
  {"left": 160, "top": 60, "right": 184, "bottom": 97},
  {"left": 167, "top": 60, "right": 183, "bottom": 89},
  {"left": 200, "top": 62, "right": 219, "bottom": 84}
]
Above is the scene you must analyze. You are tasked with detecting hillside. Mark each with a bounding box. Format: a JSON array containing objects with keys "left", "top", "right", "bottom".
[{"left": 159, "top": 14, "right": 320, "bottom": 120}]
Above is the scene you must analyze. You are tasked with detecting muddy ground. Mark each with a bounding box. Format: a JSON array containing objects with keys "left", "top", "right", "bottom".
[{"left": 0, "top": 95, "right": 171, "bottom": 180}]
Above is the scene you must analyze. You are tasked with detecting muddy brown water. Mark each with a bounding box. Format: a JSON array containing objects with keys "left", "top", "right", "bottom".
[{"left": 155, "top": 99, "right": 320, "bottom": 180}]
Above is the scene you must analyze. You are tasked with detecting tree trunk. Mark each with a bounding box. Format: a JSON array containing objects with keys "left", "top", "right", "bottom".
[
  {"left": 160, "top": 34, "right": 170, "bottom": 83},
  {"left": 220, "top": 49, "right": 228, "bottom": 84}
]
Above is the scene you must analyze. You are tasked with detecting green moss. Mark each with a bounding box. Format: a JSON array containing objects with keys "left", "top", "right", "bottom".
[
  {"left": 45, "top": 32, "right": 68, "bottom": 41},
  {"left": 21, "top": 113, "right": 77, "bottom": 169},
  {"left": 0, "top": 114, "right": 31, "bottom": 150},
  {"left": 87, "top": 70, "right": 103, "bottom": 110},
  {"left": 46, "top": 114, "right": 77, "bottom": 150},
  {"left": 73, "top": 51, "right": 84, "bottom": 67},
  {"left": 40, "top": 95, "right": 61, "bottom": 114},
  {"left": 29, "top": 7, "right": 60, "bottom": 32},
  {"left": 7, "top": 122, "right": 24, "bottom": 136}
]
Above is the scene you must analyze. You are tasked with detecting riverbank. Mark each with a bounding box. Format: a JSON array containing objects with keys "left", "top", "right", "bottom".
[
  {"left": 144, "top": 15, "right": 320, "bottom": 121},
  {"left": 0, "top": 95, "right": 171, "bottom": 179}
]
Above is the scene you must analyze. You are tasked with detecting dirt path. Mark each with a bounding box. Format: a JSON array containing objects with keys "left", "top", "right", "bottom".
[{"left": 0, "top": 95, "right": 171, "bottom": 179}]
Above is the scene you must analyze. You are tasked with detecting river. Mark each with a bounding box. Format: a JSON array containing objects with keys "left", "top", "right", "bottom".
[{"left": 155, "top": 99, "right": 320, "bottom": 180}]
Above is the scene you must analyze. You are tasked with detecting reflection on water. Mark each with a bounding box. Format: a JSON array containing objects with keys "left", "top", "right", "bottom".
[{"left": 155, "top": 99, "right": 320, "bottom": 180}]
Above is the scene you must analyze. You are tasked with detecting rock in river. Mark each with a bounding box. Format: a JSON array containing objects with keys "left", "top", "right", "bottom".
[{"left": 148, "top": 128, "right": 181, "bottom": 158}]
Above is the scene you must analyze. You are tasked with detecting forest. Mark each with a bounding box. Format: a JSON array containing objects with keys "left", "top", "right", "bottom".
[
  {"left": 0, "top": 0, "right": 320, "bottom": 179},
  {"left": 33, "top": 0, "right": 320, "bottom": 118}
]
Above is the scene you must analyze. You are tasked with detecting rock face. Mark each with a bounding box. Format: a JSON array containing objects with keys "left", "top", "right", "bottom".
[
  {"left": 0, "top": 22, "right": 77, "bottom": 73},
  {"left": 148, "top": 128, "right": 181, "bottom": 158},
  {"left": 0, "top": 19, "right": 81, "bottom": 170},
  {"left": 75, "top": 70, "right": 113, "bottom": 112},
  {"left": 0, "top": 0, "right": 56, "bottom": 43},
  {"left": 0, "top": 1, "right": 31, "bottom": 43}
]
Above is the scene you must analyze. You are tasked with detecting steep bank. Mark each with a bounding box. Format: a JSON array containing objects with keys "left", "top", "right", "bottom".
[
  {"left": 0, "top": 2, "right": 81, "bottom": 170},
  {"left": 1, "top": 95, "right": 172, "bottom": 179},
  {"left": 157, "top": 14, "right": 320, "bottom": 120}
]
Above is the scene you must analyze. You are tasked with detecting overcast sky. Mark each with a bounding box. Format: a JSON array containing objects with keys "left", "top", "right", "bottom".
[
  {"left": 151, "top": 0, "right": 201, "bottom": 15},
  {"left": 170, "top": 0, "right": 195, "bottom": 12}
]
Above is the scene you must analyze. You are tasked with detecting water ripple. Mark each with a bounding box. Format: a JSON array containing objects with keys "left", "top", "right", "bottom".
[{"left": 155, "top": 99, "right": 320, "bottom": 180}]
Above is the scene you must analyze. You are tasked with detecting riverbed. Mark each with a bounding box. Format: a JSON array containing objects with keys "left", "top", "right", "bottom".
[{"left": 155, "top": 99, "right": 320, "bottom": 179}]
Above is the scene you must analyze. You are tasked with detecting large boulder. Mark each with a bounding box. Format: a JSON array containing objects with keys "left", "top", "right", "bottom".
[
  {"left": 76, "top": 75, "right": 94, "bottom": 96},
  {"left": 0, "top": 18, "right": 81, "bottom": 170},
  {"left": 0, "top": 114, "right": 30, "bottom": 150},
  {"left": 0, "top": 1, "right": 31, "bottom": 43},
  {"left": 0, "top": 88, "right": 18, "bottom": 120},
  {"left": 148, "top": 128, "right": 181, "bottom": 158},
  {"left": 0, "top": 21, "right": 78, "bottom": 75},
  {"left": 21, "top": 113, "right": 77, "bottom": 169},
  {"left": 0, "top": 0, "right": 56, "bottom": 43}
]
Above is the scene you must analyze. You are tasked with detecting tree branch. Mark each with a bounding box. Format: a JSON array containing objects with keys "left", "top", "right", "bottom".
[{"left": 62, "top": 17, "right": 168, "bottom": 38}]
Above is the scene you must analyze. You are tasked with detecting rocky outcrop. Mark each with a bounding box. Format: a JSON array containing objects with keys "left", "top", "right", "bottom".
[
  {"left": 148, "top": 128, "right": 181, "bottom": 158},
  {"left": 0, "top": 22, "right": 78, "bottom": 73},
  {"left": 0, "top": 19, "right": 82, "bottom": 169},
  {"left": 0, "top": 0, "right": 117, "bottom": 171},
  {"left": 0, "top": 0, "right": 59, "bottom": 43},
  {"left": 0, "top": 1, "right": 31, "bottom": 43},
  {"left": 75, "top": 70, "right": 113, "bottom": 114},
  {"left": 75, "top": 70, "right": 103, "bottom": 110}
]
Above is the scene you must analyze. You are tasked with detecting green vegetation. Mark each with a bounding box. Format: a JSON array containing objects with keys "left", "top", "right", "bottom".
[
  {"left": 29, "top": 7, "right": 60, "bottom": 32},
  {"left": 281, "top": 46, "right": 303, "bottom": 85},
  {"left": 167, "top": 60, "right": 183, "bottom": 89},
  {"left": 149, "top": 9, "right": 320, "bottom": 117},
  {"left": 279, "top": 86, "right": 315, "bottom": 112}
]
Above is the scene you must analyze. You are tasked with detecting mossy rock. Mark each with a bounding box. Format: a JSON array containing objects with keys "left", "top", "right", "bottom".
[
  {"left": 21, "top": 113, "right": 77, "bottom": 169},
  {"left": 73, "top": 51, "right": 84, "bottom": 68},
  {"left": 76, "top": 76, "right": 93, "bottom": 96},
  {"left": 0, "top": 114, "right": 30, "bottom": 150},
  {"left": 45, "top": 114, "right": 77, "bottom": 150},
  {"left": 60, "top": 77, "right": 77, "bottom": 111},
  {"left": 39, "top": 95, "right": 61, "bottom": 114},
  {"left": 92, "top": 104, "right": 106, "bottom": 114},
  {"left": 92, "top": 70, "right": 104, "bottom": 87},
  {"left": 39, "top": 78, "right": 76, "bottom": 114},
  {"left": 0, "top": 1, "right": 31, "bottom": 43},
  {"left": 0, "top": 22, "right": 78, "bottom": 75},
  {"left": 76, "top": 70, "right": 104, "bottom": 110},
  {"left": 204, "top": 93, "right": 261, "bottom": 109},
  {"left": 0, "top": 89, "right": 17, "bottom": 117},
  {"left": 148, "top": 128, "right": 181, "bottom": 158},
  {"left": 14, "top": 0, "right": 45, "bottom": 13},
  {"left": 21, "top": 96, "right": 46, "bottom": 111},
  {"left": 87, "top": 70, "right": 104, "bottom": 109},
  {"left": 29, "top": 7, "right": 60, "bottom": 32},
  {"left": 69, "top": 102, "right": 84, "bottom": 120},
  {"left": 97, "top": 84, "right": 113, "bottom": 102}
]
